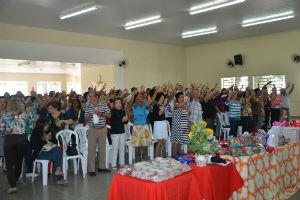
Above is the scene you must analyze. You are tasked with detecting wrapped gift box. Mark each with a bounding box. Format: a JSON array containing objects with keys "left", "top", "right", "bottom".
[
  {"left": 216, "top": 147, "right": 230, "bottom": 155},
  {"left": 229, "top": 146, "right": 261, "bottom": 157},
  {"left": 228, "top": 136, "right": 255, "bottom": 148}
]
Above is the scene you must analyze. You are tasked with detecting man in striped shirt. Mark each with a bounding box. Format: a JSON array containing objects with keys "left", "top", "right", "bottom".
[
  {"left": 85, "top": 91, "right": 111, "bottom": 176},
  {"left": 225, "top": 92, "right": 244, "bottom": 137}
]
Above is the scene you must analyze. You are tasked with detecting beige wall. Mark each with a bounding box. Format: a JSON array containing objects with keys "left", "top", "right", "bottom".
[
  {"left": 186, "top": 30, "right": 300, "bottom": 116},
  {"left": 0, "top": 23, "right": 186, "bottom": 89},
  {"left": 81, "top": 64, "right": 115, "bottom": 92},
  {"left": 0, "top": 72, "right": 80, "bottom": 95},
  {"left": 0, "top": 24, "right": 299, "bottom": 116}
]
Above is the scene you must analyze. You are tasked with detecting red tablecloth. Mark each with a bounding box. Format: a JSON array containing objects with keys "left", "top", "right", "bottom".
[
  {"left": 107, "top": 162, "right": 244, "bottom": 200},
  {"left": 107, "top": 171, "right": 202, "bottom": 200},
  {"left": 190, "top": 163, "right": 244, "bottom": 200}
]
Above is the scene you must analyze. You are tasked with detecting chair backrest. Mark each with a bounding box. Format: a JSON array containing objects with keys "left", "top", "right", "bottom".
[
  {"left": 222, "top": 113, "right": 230, "bottom": 126},
  {"left": 217, "top": 113, "right": 226, "bottom": 128},
  {"left": 126, "top": 122, "right": 134, "bottom": 140},
  {"left": 106, "top": 125, "right": 111, "bottom": 145},
  {"left": 56, "top": 130, "right": 80, "bottom": 156},
  {"left": 166, "top": 120, "right": 171, "bottom": 136},
  {"left": 74, "top": 125, "right": 88, "bottom": 148}
]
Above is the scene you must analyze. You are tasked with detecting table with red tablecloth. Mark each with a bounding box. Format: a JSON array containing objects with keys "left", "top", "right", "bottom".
[
  {"left": 107, "top": 171, "right": 202, "bottom": 200},
  {"left": 190, "top": 163, "right": 244, "bottom": 200},
  {"left": 107, "top": 162, "right": 244, "bottom": 200}
]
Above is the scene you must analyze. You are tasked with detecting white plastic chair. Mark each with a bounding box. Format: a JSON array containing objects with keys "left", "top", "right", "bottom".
[
  {"left": 165, "top": 121, "right": 172, "bottom": 157},
  {"left": 148, "top": 124, "right": 156, "bottom": 160},
  {"left": 32, "top": 160, "right": 52, "bottom": 186},
  {"left": 217, "top": 113, "right": 230, "bottom": 141},
  {"left": 74, "top": 125, "right": 89, "bottom": 176},
  {"left": 56, "top": 130, "right": 86, "bottom": 180},
  {"left": 125, "top": 122, "right": 135, "bottom": 164},
  {"left": 105, "top": 125, "right": 113, "bottom": 169}
]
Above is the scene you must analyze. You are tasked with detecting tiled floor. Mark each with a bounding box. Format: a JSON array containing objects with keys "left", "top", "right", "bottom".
[{"left": 1, "top": 169, "right": 300, "bottom": 200}]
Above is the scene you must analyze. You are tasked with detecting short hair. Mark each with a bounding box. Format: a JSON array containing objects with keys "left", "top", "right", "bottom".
[
  {"left": 47, "top": 100, "right": 60, "bottom": 109},
  {"left": 7, "top": 98, "right": 25, "bottom": 114},
  {"left": 131, "top": 87, "right": 137, "bottom": 92},
  {"left": 113, "top": 97, "right": 122, "bottom": 105},
  {"left": 91, "top": 91, "right": 100, "bottom": 98},
  {"left": 175, "top": 92, "right": 183, "bottom": 100}
]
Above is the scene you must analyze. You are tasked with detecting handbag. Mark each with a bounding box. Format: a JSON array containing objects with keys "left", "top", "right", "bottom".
[{"left": 66, "top": 140, "right": 79, "bottom": 156}]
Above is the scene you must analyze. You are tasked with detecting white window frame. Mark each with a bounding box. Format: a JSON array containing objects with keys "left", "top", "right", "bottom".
[
  {"left": 253, "top": 75, "right": 285, "bottom": 93},
  {"left": 221, "top": 76, "right": 248, "bottom": 90},
  {"left": 37, "top": 81, "right": 61, "bottom": 95},
  {"left": 0, "top": 81, "right": 28, "bottom": 96}
]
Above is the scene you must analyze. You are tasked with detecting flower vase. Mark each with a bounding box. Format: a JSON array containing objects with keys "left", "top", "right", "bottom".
[{"left": 195, "top": 154, "right": 207, "bottom": 167}]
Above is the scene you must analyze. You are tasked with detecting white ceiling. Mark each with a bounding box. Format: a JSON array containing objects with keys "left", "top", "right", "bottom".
[
  {"left": 0, "top": 59, "right": 81, "bottom": 75},
  {"left": 0, "top": 0, "right": 299, "bottom": 46}
]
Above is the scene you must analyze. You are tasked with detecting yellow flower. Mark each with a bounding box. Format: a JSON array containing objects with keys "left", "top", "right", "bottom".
[
  {"left": 206, "top": 128, "right": 214, "bottom": 135},
  {"left": 188, "top": 131, "right": 193, "bottom": 139},
  {"left": 201, "top": 121, "right": 207, "bottom": 127},
  {"left": 194, "top": 123, "right": 197, "bottom": 126}
]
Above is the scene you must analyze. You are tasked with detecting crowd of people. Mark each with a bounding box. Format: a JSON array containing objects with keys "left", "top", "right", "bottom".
[{"left": 0, "top": 81, "right": 294, "bottom": 193}]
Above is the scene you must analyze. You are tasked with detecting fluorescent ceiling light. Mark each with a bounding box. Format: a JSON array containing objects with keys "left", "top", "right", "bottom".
[
  {"left": 242, "top": 11, "right": 295, "bottom": 27},
  {"left": 124, "top": 16, "right": 162, "bottom": 30},
  {"left": 189, "top": 0, "right": 245, "bottom": 15},
  {"left": 60, "top": 2, "right": 99, "bottom": 20},
  {"left": 182, "top": 27, "right": 218, "bottom": 38}
]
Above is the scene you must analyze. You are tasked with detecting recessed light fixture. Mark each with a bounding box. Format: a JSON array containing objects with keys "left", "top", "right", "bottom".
[
  {"left": 242, "top": 11, "right": 294, "bottom": 27},
  {"left": 60, "top": 2, "right": 99, "bottom": 20},
  {"left": 181, "top": 27, "right": 218, "bottom": 38},
  {"left": 189, "top": 0, "right": 245, "bottom": 15},
  {"left": 124, "top": 15, "right": 162, "bottom": 30}
]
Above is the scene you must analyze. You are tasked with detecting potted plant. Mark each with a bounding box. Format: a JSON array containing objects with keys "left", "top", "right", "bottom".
[{"left": 188, "top": 120, "right": 218, "bottom": 166}]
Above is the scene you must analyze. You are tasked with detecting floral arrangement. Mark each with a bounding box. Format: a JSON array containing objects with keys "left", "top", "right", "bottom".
[
  {"left": 272, "top": 121, "right": 288, "bottom": 127},
  {"left": 188, "top": 120, "right": 218, "bottom": 155}
]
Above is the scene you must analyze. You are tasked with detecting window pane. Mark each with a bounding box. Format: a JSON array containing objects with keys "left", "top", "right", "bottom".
[
  {"left": 0, "top": 81, "right": 28, "bottom": 96},
  {"left": 221, "top": 76, "right": 248, "bottom": 89},
  {"left": 253, "top": 75, "right": 285, "bottom": 93}
]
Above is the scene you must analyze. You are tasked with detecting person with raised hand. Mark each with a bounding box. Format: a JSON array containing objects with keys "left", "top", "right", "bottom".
[
  {"left": 280, "top": 82, "right": 294, "bottom": 122},
  {"left": 127, "top": 85, "right": 159, "bottom": 161}
]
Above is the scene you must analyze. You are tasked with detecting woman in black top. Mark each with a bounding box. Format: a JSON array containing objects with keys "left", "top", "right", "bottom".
[
  {"left": 30, "top": 119, "right": 67, "bottom": 185},
  {"left": 110, "top": 98, "right": 128, "bottom": 170},
  {"left": 201, "top": 90, "right": 218, "bottom": 130},
  {"left": 153, "top": 93, "right": 168, "bottom": 158}
]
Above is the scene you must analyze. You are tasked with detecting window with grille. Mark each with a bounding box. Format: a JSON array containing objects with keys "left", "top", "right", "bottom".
[
  {"left": 0, "top": 81, "right": 28, "bottom": 96},
  {"left": 221, "top": 76, "right": 248, "bottom": 90},
  {"left": 67, "top": 82, "right": 81, "bottom": 94},
  {"left": 253, "top": 75, "right": 285, "bottom": 93},
  {"left": 37, "top": 82, "right": 61, "bottom": 95}
]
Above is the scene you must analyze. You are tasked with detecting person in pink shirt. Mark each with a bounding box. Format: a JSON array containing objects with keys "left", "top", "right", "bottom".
[{"left": 270, "top": 87, "right": 282, "bottom": 125}]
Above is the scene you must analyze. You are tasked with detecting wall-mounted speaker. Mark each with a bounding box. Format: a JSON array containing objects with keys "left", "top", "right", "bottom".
[{"left": 234, "top": 54, "right": 243, "bottom": 65}]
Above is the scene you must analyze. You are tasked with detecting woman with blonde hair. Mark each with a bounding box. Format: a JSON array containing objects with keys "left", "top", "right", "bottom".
[{"left": 3, "top": 98, "right": 28, "bottom": 194}]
